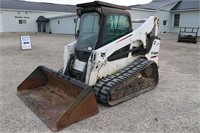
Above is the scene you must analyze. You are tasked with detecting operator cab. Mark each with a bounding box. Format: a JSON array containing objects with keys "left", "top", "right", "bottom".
[{"left": 75, "top": 1, "right": 132, "bottom": 62}]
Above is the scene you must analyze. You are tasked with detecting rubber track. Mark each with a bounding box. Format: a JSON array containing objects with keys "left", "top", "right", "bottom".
[{"left": 93, "top": 59, "right": 158, "bottom": 106}]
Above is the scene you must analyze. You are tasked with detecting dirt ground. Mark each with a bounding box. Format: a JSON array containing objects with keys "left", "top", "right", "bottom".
[{"left": 0, "top": 33, "right": 199, "bottom": 133}]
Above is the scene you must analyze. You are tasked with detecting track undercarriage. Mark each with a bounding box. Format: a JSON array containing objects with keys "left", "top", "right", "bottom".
[{"left": 93, "top": 59, "right": 159, "bottom": 106}]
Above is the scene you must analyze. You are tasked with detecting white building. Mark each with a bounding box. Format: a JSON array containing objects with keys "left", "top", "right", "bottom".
[
  {"left": 0, "top": 0, "right": 199, "bottom": 35},
  {"left": 0, "top": 0, "right": 76, "bottom": 34},
  {"left": 49, "top": 14, "right": 77, "bottom": 34},
  {"left": 130, "top": 0, "right": 200, "bottom": 36}
]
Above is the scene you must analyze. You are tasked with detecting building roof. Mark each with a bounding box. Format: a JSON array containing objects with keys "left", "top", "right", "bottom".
[
  {"left": 0, "top": 0, "right": 76, "bottom": 13},
  {"left": 130, "top": 0, "right": 200, "bottom": 11},
  {"left": 130, "top": 0, "right": 180, "bottom": 10},
  {"left": 171, "top": 0, "right": 200, "bottom": 11}
]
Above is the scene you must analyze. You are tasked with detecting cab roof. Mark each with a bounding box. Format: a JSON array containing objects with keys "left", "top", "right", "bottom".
[{"left": 76, "top": 1, "right": 130, "bottom": 10}]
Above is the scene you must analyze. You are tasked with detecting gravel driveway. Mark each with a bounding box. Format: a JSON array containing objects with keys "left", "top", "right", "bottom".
[{"left": 0, "top": 33, "right": 199, "bottom": 133}]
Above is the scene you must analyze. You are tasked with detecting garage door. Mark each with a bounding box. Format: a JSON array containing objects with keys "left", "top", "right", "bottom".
[{"left": 0, "top": 13, "right": 3, "bottom": 32}]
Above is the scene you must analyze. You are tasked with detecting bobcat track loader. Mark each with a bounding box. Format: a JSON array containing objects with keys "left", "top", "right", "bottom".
[{"left": 17, "top": 1, "right": 161, "bottom": 131}]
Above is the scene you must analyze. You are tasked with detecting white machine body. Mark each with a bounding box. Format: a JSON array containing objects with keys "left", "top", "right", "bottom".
[{"left": 63, "top": 16, "right": 160, "bottom": 86}]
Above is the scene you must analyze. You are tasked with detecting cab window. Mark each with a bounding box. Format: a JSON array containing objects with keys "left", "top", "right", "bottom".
[{"left": 103, "top": 15, "right": 130, "bottom": 45}]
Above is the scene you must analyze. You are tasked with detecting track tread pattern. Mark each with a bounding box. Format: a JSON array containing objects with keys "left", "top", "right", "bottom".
[{"left": 93, "top": 59, "right": 158, "bottom": 106}]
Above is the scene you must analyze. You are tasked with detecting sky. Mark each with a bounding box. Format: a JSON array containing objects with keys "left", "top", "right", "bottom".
[{"left": 25, "top": 0, "right": 153, "bottom": 6}]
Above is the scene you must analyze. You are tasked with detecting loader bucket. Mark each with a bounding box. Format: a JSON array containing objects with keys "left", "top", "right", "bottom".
[{"left": 17, "top": 66, "right": 99, "bottom": 131}]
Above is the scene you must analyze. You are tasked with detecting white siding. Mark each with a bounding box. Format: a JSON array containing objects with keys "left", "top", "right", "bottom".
[
  {"left": 129, "top": 10, "right": 156, "bottom": 30},
  {"left": 171, "top": 10, "right": 200, "bottom": 36},
  {"left": 129, "top": 9, "right": 172, "bottom": 33},
  {"left": 2, "top": 10, "right": 67, "bottom": 32},
  {"left": 0, "top": 12, "right": 3, "bottom": 32},
  {"left": 130, "top": 1, "right": 182, "bottom": 33},
  {"left": 50, "top": 16, "right": 77, "bottom": 34},
  {"left": 155, "top": 3, "right": 179, "bottom": 33},
  {"left": 156, "top": 11, "right": 171, "bottom": 33},
  {"left": 130, "top": 8, "right": 200, "bottom": 36},
  {"left": 129, "top": 10, "right": 155, "bottom": 19}
]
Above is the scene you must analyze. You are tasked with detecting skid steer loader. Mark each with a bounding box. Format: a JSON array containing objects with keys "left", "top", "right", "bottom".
[{"left": 17, "top": 1, "right": 160, "bottom": 131}]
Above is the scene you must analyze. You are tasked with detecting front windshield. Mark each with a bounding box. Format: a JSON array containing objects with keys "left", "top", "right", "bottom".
[{"left": 76, "top": 12, "right": 100, "bottom": 51}]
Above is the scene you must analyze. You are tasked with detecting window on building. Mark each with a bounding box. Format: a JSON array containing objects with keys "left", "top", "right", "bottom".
[
  {"left": 174, "top": 14, "right": 180, "bottom": 27},
  {"left": 19, "top": 19, "right": 27, "bottom": 24},
  {"left": 58, "top": 20, "right": 60, "bottom": 24},
  {"left": 163, "top": 20, "right": 167, "bottom": 26}
]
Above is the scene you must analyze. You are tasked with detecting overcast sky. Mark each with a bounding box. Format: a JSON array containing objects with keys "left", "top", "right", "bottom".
[{"left": 25, "top": 0, "right": 153, "bottom": 6}]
